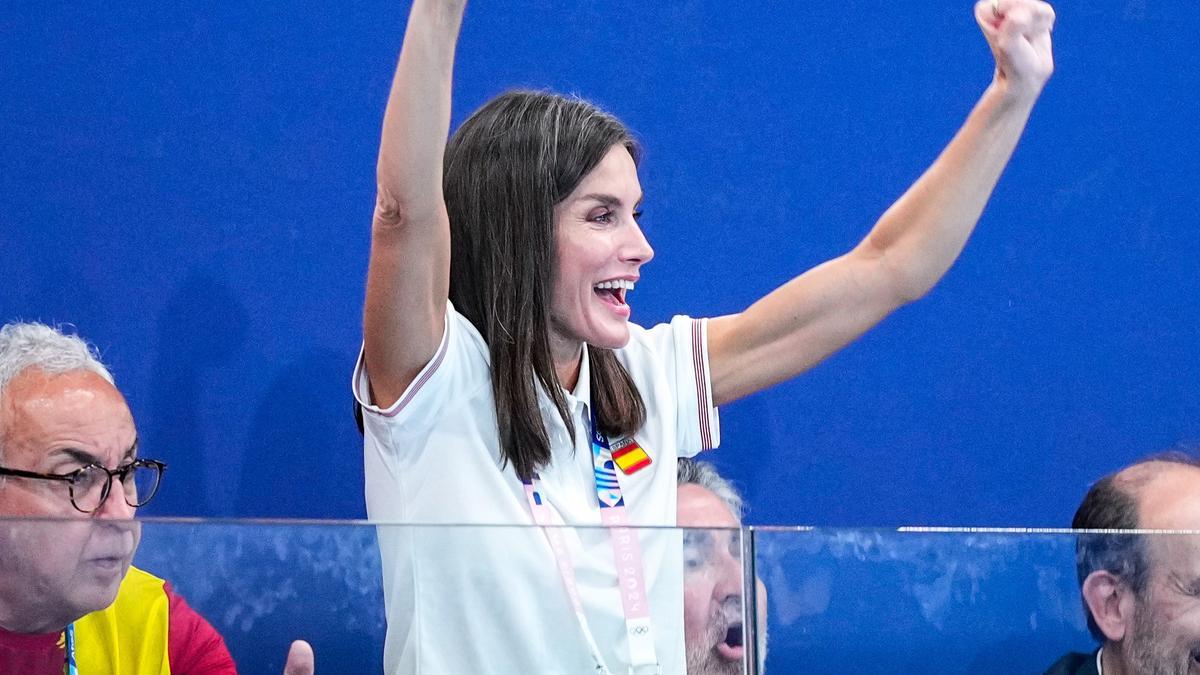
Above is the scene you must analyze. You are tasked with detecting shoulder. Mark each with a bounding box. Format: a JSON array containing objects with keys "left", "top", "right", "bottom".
[
  {"left": 108, "top": 566, "right": 169, "bottom": 608},
  {"left": 1041, "top": 651, "right": 1100, "bottom": 675},
  {"left": 355, "top": 299, "right": 491, "bottom": 423},
  {"left": 123, "top": 565, "right": 167, "bottom": 588},
  {"left": 619, "top": 316, "right": 702, "bottom": 364},
  {"left": 161, "top": 579, "right": 238, "bottom": 674},
  {"left": 617, "top": 316, "right": 720, "bottom": 452}
]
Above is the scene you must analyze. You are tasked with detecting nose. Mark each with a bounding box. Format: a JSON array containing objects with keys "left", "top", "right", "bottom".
[
  {"left": 93, "top": 482, "right": 136, "bottom": 520},
  {"left": 621, "top": 218, "right": 654, "bottom": 266},
  {"left": 712, "top": 548, "right": 745, "bottom": 603}
]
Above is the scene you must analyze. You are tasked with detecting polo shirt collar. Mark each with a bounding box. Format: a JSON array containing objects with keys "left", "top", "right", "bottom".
[{"left": 536, "top": 345, "right": 593, "bottom": 418}]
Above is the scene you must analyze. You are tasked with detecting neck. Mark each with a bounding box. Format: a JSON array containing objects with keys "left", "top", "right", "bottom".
[
  {"left": 550, "top": 337, "right": 584, "bottom": 394},
  {"left": 0, "top": 600, "right": 71, "bottom": 635},
  {"left": 1100, "top": 643, "right": 1124, "bottom": 675}
]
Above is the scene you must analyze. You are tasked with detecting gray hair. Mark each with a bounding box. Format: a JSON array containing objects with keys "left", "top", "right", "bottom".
[
  {"left": 0, "top": 322, "right": 114, "bottom": 392},
  {"left": 677, "top": 457, "right": 744, "bottom": 522},
  {"left": 678, "top": 458, "right": 767, "bottom": 670},
  {"left": 0, "top": 322, "right": 114, "bottom": 461}
]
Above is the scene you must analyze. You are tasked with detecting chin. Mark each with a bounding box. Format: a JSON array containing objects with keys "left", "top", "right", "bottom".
[
  {"left": 69, "top": 584, "right": 123, "bottom": 619},
  {"left": 586, "top": 323, "right": 632, "bottom": 350}
]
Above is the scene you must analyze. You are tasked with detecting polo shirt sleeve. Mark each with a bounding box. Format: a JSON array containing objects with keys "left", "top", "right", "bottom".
[
  {"left": 632, "top": 316, "right": 720, "bottom": 457},
  {"left": 675, "top": 316, "right": 720, "bottom": 456},
  {"left": 352, "top": 301, "right": 486, "bottom": 452},
  {"left": 164, "top": 582, "right": 237, "bottom": 674}
]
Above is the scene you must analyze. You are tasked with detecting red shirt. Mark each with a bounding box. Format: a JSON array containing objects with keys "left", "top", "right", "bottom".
[{"left": 0, "top": 576, "right": 236, "bottom": 674}]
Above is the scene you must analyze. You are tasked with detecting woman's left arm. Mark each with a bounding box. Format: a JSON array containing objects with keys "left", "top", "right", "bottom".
[{"left": 708, "top": 0, "right": 1055, "bottom": 406}]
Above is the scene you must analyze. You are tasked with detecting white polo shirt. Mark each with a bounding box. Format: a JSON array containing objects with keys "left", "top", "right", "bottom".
[{"left": 354, "top": 301, "right": 720, "bottom": 674}]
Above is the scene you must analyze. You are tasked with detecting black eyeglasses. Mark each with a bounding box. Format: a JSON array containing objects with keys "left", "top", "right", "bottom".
[{"left": 0, "top": 459, "right": 166, "bottom": 514}]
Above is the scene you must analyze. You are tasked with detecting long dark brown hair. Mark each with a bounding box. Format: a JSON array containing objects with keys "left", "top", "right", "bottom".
[{"left": 443, "top": 90, "right": 647, "bottom": 482}]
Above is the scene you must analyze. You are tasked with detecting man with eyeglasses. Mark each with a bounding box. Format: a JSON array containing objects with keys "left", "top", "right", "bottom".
[{"left": 0, "top": 322, "right": 314, "bottom": 674}]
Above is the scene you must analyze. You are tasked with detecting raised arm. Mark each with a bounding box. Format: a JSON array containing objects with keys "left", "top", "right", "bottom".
[
  {"left": 707, "top": 0, "right": 1055, "bottom": 406},
  {"left": 362, "top": 0, "right": 466, "bottom": 407}
]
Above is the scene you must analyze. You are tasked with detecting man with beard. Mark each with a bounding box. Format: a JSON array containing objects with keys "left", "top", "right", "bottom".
[
  {"left": 1044, "top": 451, "right": 1200, "bottom": 675},
  {"left": 0, "top": 322, "right": 314, "bottom": 674},
  {"left": 678, "top": 458, "right": 768, "bottom": 674}
]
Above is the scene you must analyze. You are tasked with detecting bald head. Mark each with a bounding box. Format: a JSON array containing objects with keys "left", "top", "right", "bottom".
[
  {"left": 1073, "top": 452, "right": 1200, "bottom": 645},
  {"left": 1119, "top": 461, "right": 1200, "bottom": 531},
  {"left": 0, "top": 322, "right": 115, "bottom": 463},
  {"left": 0, "top": 366, "right": 138, "bottom": 515},
  {"left": 1075, "top": 454, "right": 1200, "bottom": 530}
]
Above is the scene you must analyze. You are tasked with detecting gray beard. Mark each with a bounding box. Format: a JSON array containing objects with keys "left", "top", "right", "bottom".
[
  {"left": 684, "top": 646, "right": 742, "bottom": 675},
  {"left": 1125, "top": 601, "right": 1200, "bottom": 675},
  {"left": 685, "top": 618, "right": 743, "bottom": 675}
]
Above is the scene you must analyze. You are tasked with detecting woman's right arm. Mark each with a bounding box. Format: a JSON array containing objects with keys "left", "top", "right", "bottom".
[{"left": 363, "top": 0, "right": 466, "bottom": 408}]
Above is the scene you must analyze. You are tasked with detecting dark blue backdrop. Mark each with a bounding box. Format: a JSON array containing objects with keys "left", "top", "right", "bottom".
[{"left": 3, "top": 2, "right": 1197, "bottom": 526}]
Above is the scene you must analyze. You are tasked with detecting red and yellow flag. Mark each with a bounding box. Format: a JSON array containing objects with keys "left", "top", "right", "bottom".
[{"left": 610, "top": 438, "right": 651, "bottom": 475}]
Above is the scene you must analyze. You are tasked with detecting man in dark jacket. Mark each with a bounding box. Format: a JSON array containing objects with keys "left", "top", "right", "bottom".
[{"left": 1044, "top": 451, "right": 1200, "bottom": 675}]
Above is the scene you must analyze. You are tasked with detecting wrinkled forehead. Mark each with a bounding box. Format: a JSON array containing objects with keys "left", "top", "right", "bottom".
[
  {"left": 678, "top": 484, "right": 740, "bottom": 529},
  {"left": 0, "top": 368, "right": 136, "bottom": 463}
]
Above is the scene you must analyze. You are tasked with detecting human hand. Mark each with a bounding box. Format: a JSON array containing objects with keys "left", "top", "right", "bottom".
[
  {"left": 282, "top": 640, "right": 314, "bottom": 675},
  {"left": 975, "top": 0, "right": 1055, "bottom": 101}
]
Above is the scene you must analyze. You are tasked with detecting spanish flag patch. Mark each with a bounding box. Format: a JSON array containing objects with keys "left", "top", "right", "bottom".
[{"left": 610, "top": 437, "right": 652, "bottom": 475}]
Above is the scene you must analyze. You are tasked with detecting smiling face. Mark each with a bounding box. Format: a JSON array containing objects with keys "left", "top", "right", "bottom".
[
  {"left": 548, "top": 143, "right": 654, "bottom": 366},
  {"left": 1121, "top": 466, "right": 1200, "bottom": 675},
  {"left": 0, "top": 368, "right": 141, "bottom": 634}
]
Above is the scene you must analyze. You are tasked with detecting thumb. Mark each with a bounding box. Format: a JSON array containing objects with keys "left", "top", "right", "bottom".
[
  {"left": 283, "top": 640, "right": 315, "bottom": 675},
  {"left": 974, "top": 0, "right": 1001, "bottom": 36}
]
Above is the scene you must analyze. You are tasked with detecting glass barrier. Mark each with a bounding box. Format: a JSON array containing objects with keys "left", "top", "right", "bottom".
[
  {"left": 751, "top": 527, "right": 1200, "bottom": 674},
  {"left": 3, "top": 519, "right": 1197, "bottom": 674},
  {"left": 0, "top": 518, "right": 746, "bottom": 674},
  {"left": 133, "top": 518, "right": 387, "bottom": 673}
]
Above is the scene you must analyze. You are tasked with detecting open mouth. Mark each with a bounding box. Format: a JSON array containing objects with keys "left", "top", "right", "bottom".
[
  {"left": 715, "top": 622, "right": 745, "bottom": 661},
  {"left": 594, "top": 279, "right": 633, "bottom": 307},
  {"left": 724, "top": 624, "right": 743, "bottom": 648}
]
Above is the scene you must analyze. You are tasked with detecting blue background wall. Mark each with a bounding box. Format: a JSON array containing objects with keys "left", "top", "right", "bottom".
[{"left": 2, "top": 2, "right": 1197, "bottom": 526}]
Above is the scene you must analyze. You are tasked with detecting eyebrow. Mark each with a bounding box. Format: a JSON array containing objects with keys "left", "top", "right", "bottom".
[
  {"left": 49, "top": 437, "right": 139, "bottom": 468},
  {"left": 50, "top": 447, "right": 103, "bottom": 468},
  {"left": 578, "top": 193, "right": 644, "bottom": 209}
]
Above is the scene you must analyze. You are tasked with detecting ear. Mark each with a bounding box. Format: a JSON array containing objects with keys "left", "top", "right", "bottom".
[{"left": 1082, "top": 570, "right": 1135, "bottom": 642}]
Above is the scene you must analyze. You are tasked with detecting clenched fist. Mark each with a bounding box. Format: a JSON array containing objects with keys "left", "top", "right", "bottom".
[{"left": 976, "top": 0, "right": 1056, "bottom": 101}]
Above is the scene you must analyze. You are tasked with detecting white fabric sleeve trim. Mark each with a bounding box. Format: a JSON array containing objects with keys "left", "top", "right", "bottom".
[{"left": 352, "top": 309, "right": 451, "bottom": 418}]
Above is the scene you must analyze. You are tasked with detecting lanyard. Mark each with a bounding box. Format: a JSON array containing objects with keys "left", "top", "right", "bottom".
[
  {"left": 64, "top": 622, "right": 78, "bottom": 675},
  {"left": 522, "top": 406, "right": 660, "bottom": 675}
]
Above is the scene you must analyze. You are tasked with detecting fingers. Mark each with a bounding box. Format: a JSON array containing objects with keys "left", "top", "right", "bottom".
[
  {"left": 283, "top": 640, "right": 315, "bottom": 675},
  {"left": 973, "top": 0, "right": 1055, "bottom": 96},
  {"left": 981, "top": 0, "right": 1055, "bottom": 35},
  {"left": 974, "top": 0, "right": 999, "bottom": 33},
  {"left": 999, "top": 3, "right": 1036, "bottom": 39},
  {"left": 1030, "top": 27, "right": 1055, "bottom": 71},
  {"left": 991, "top": 0, "right": 1055, "bottom": 74}
]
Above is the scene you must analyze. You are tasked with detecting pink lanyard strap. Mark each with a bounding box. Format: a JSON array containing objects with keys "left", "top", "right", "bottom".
[{"left": 522, "top": 407, "right": 660, "bottom": 674}]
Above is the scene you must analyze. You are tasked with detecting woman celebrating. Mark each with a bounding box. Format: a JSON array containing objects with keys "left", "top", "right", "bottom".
[{"left": 354, "top": 1, "right": 1055, "bottom": 672}]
